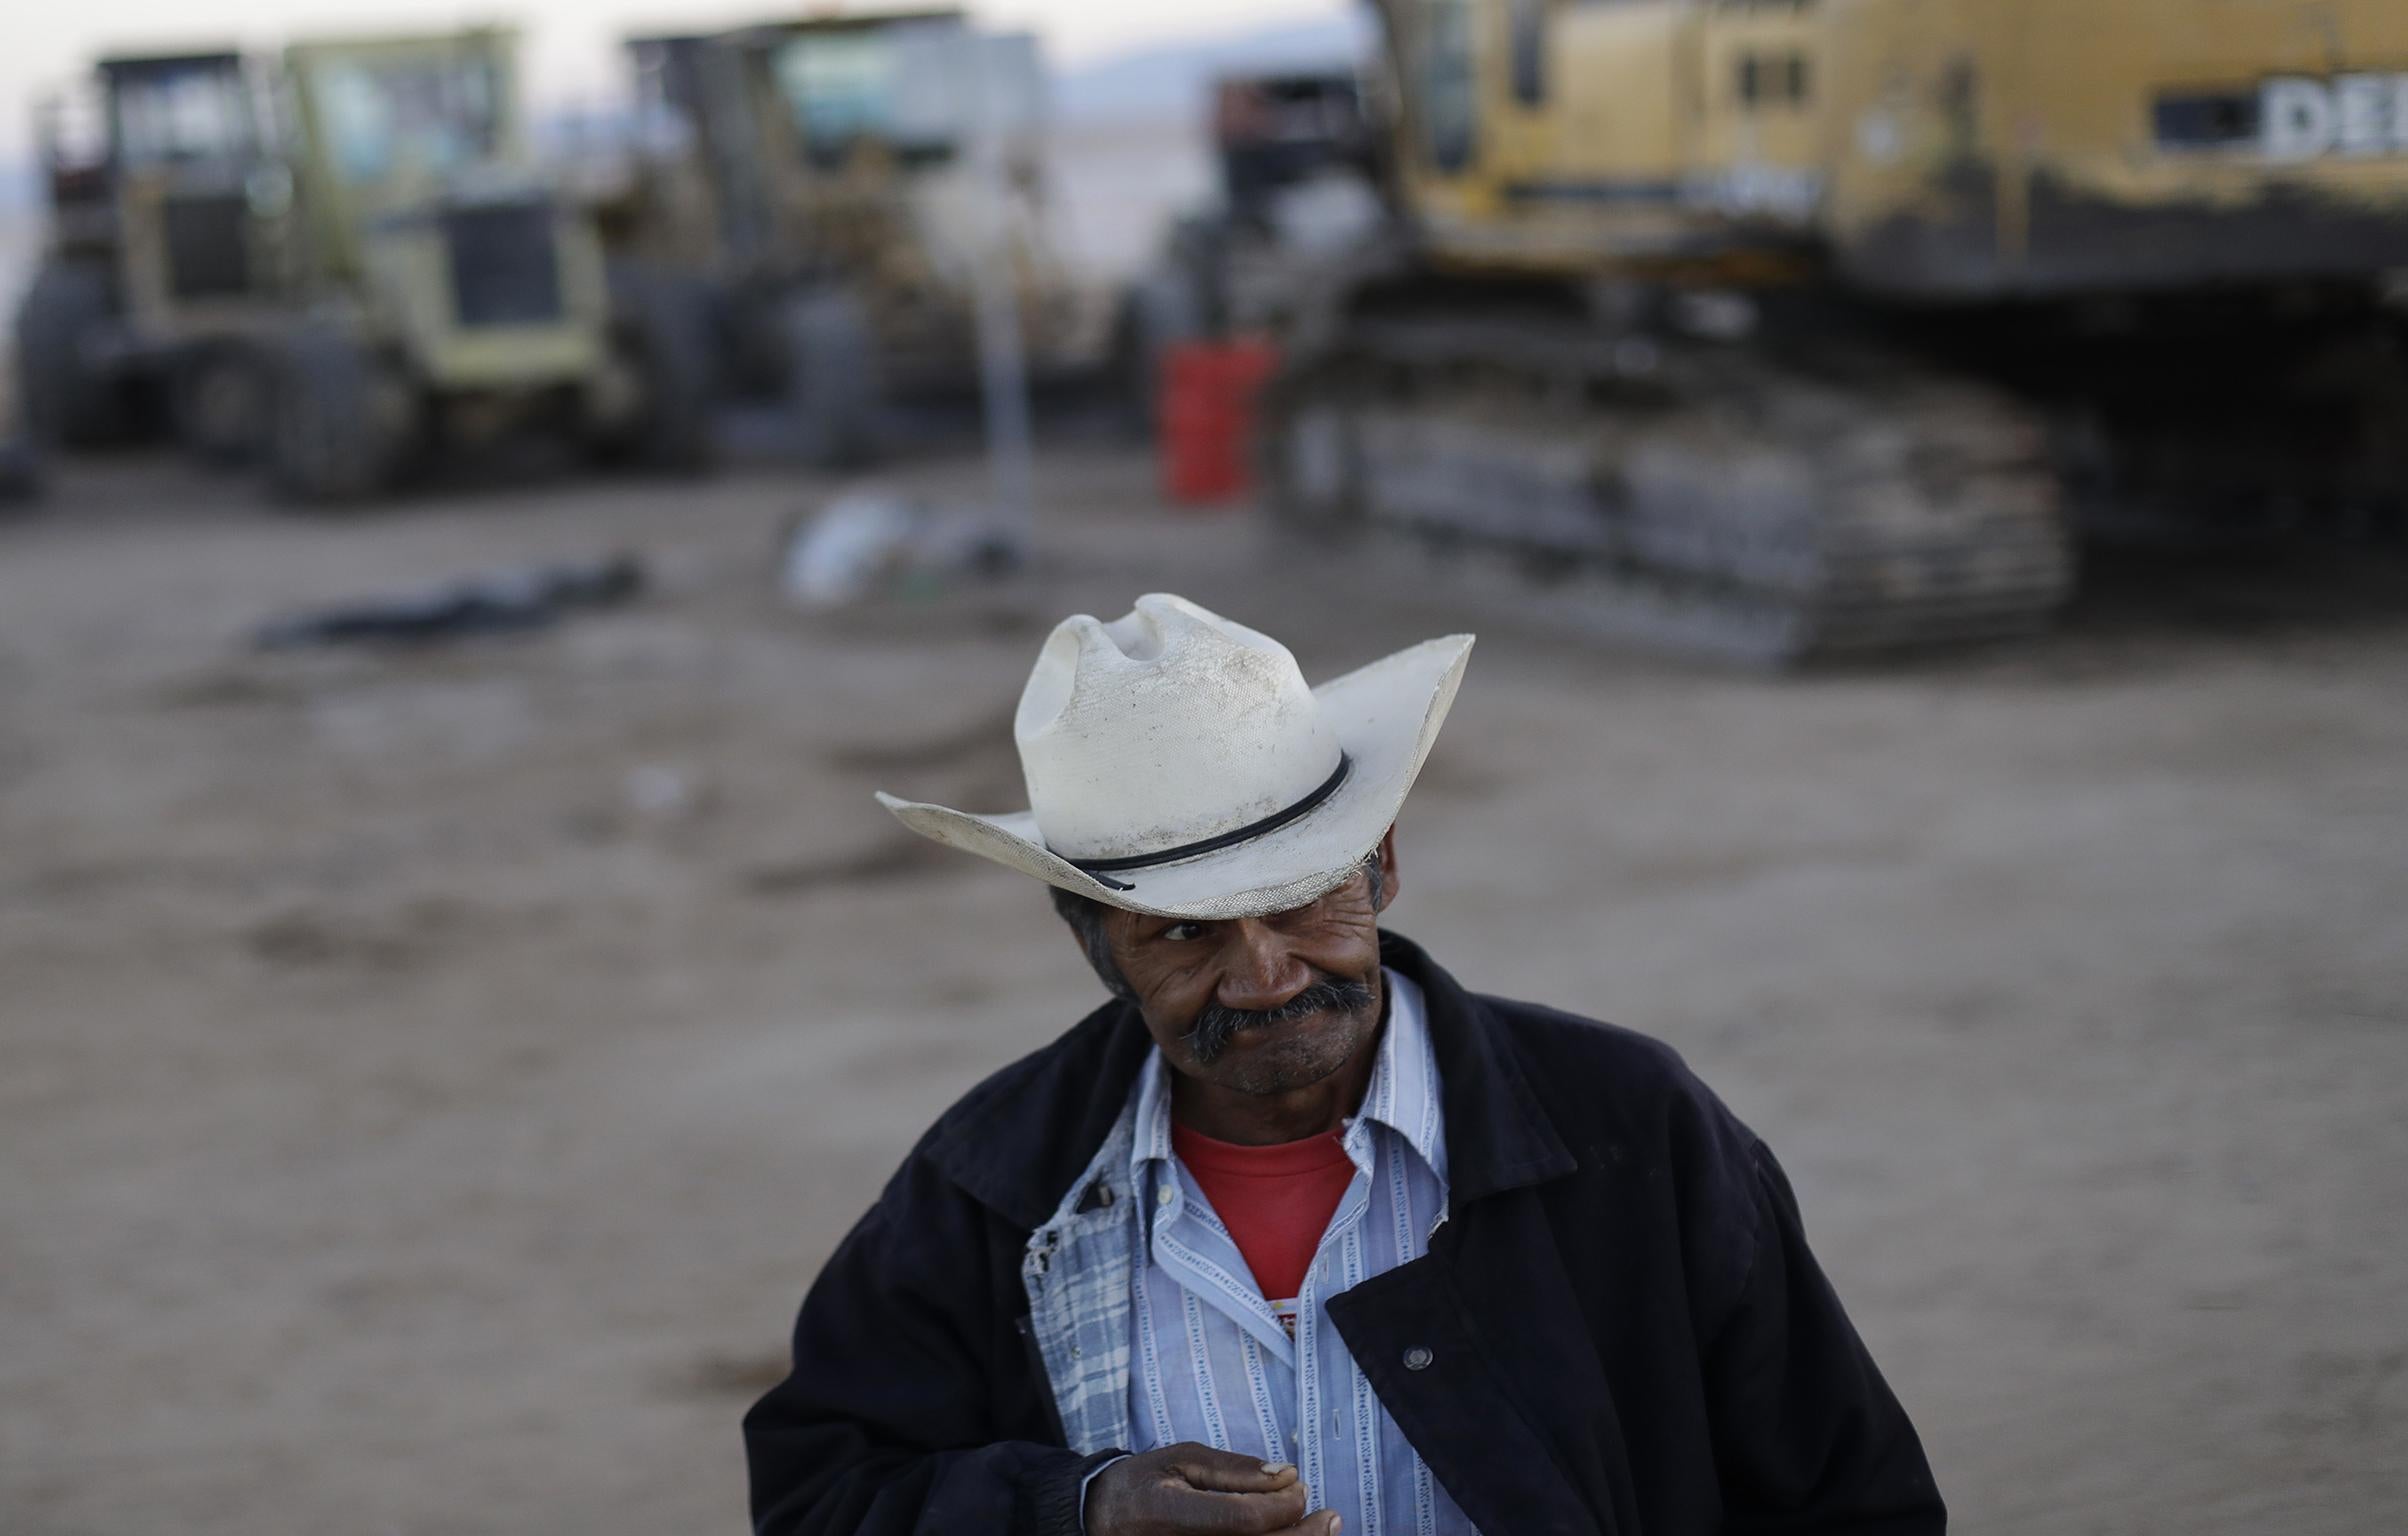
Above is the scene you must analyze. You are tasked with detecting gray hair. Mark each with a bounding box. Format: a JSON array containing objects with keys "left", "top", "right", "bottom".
[{"left": 1049, "top": 851, "right": 1386, "bottom": 1000}]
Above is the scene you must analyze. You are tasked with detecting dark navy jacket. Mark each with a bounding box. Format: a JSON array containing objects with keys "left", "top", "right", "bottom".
[{"left": 745, "top": 933, "right": 1943, "bottom": 1535}]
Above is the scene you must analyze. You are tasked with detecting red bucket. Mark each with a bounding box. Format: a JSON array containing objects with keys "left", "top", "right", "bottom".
[{"left": 1159, "top": 339, "right": 1281, "bottom": 507}]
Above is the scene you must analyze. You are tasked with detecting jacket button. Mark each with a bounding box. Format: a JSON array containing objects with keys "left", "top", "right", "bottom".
[{"left": 1402, "top": 1345, "right": 1434, "bottom": 1371}]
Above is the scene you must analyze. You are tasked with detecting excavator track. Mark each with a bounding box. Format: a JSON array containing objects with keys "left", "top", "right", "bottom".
[{"left": 1262, "top": 311, "right": 2076, "bottom": 666}]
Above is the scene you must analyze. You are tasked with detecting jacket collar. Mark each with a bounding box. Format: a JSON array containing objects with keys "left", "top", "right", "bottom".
[
  {"left": 924, "top": 931, "right": 1577, "bottom": 1232},
  {"left": 1384, "top": 932, "right": 1579, "bottom": 1204}
]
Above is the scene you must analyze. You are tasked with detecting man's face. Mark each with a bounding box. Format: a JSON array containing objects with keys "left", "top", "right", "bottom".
[{"left": 1104, "top": 832, "right": 1399, "bottom": 1098}]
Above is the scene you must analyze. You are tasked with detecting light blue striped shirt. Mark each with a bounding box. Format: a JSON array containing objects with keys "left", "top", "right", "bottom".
[{"left": 1115, "top": 968, "right": 1477, "bottom": 1535}]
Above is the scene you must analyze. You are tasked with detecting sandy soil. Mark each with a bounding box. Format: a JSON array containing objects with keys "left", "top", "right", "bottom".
[{"left": 3, "top": 448, "right": 2405, "bottom": 1535}]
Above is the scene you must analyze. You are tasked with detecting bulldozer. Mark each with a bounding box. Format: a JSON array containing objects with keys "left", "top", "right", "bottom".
[
  {"left": 14, "top": 30, "right": 709, "bottom": 501},
  {"left": 598, "top": 9, "right": 1096, "bottom": 465},
  {"left": 1262, "top": 0, "right": 2408, "bottom": 662}
]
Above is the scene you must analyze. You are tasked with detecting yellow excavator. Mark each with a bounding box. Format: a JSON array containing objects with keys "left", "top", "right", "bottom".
[{"left": 1264, "top": 0, "right": 2408, "bottom": 661}]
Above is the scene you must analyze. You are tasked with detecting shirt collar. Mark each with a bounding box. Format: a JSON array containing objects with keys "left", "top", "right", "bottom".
[
  {"left": 1128, "top": 966, "right": 1448, "bottom": 1188},
  {"left": 1367, "top": 966, "right": 1449, "bottom": 1185}
]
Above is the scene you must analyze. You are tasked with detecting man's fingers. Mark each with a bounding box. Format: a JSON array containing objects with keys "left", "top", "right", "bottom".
[
  {"left": 1264, "top": 1512, "right": 1341, "bottom": 1536},
  {"left": 1118, "top": 1444, "right": 1319, "bottom": 1535},
  {"left": 1147, "top": 1479, "right": 1309, "bottom": 1535},
  {"left": 1168, "top": 1444, "right": 1300, "bottom": 1494},
  {"left": 1174, "top": 1488, "right": 1312, "bottom": 1536}
]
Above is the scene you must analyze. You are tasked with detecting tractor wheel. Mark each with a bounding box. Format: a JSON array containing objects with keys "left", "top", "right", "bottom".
[
  {"left": 592, "top": 264, "right": 717, "bottom": 473},
  {"left": 265, "top": 327, "right": 415, "bottom": 507},
  {"left": 13, "top": 263, "right": 125, "bottom": 447},
  {"left": 783, "top": 289, "right": 883, "bottom": 470},
  {"left": 172, "top": 341, "right": 270, "bottom": 467}
]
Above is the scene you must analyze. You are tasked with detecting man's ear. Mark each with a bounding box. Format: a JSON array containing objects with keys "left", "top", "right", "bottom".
[{"left": 1372, "top": 825, "right": 1400, "bottom": 914}]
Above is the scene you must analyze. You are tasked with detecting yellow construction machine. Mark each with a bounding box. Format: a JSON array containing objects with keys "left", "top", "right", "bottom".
[
  {"left": 16, "top": 32, "right": 710, "bottom": 501},
  {"left": 602, "top": 10, "right": 1092, "bottom": 465},
  {"left": 1265, "top": 0, "right": 2408, "bottom": 660}
]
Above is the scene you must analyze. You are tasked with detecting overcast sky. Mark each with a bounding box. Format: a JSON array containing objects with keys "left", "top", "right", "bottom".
[{"left": 1, "top": 0, "right": 1343, "bottom": 161}]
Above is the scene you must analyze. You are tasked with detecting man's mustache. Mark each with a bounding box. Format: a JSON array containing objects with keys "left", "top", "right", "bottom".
[{"left": 1183, "top": 976, "right": 1376, "bottom": 1064}]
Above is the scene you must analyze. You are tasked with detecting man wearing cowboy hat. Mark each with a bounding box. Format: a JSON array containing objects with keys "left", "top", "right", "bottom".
[{"left": 746, "top": 595, "right": 1940, "bottom": 1536}]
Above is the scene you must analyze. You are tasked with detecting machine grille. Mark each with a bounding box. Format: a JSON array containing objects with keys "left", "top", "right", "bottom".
[
  {"left": 444, "top": 202, "right": 564, "bottom": 327},
  {"left": 162, "top": 192, "right": 252, "bottom": 300}
]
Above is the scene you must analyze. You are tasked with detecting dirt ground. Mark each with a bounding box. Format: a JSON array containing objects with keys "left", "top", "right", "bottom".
[{"left": 3, "top": 447, "right": 2405, "bottom": 1536}]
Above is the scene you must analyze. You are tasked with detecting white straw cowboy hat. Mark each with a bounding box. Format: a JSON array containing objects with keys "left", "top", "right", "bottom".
[{"left": 876, "top": 594, "right": 1474, "bottom": 919}]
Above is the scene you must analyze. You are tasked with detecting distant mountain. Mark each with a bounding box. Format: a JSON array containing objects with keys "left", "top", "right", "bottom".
[{"left": 1055, "top": 13, "right": 1374, "bottom": 125}]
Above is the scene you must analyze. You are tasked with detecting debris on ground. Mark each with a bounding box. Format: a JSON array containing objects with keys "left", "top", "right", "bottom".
[
  {"left": 252, "top": 554, "right": 645, "bottom": 650},
  {"left": 622, "top": 762, "right": 710, "bottom": 823},
  {"left": 778, "top": 487, "right": 1024, "bottom": 611}
]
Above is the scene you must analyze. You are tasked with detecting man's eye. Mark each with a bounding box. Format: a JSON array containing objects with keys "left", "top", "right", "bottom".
[{"left": 1161, "top": 922, "right": 1208, "bottom": 942}]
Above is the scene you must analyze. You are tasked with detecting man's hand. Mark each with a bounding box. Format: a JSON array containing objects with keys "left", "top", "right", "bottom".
[{"left": 1084, "top": 1444, "right": 1339, "bottom": 1536}]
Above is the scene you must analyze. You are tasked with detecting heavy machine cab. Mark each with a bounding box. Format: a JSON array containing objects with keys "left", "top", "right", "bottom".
[
  {"left": 102, "top": 53, "right": 280, "bottom": 319},
  {"left": 279, "top": 35, "right": 609, "bottom": 393},
  {"left": 1119, "top": 66, "right": 1385, "bottom": 398},
  {"left": 1212, "top": 72, "right": 1381, "bottom": 234},
  {"left": 15, "top": 49, "right": 278, "bottom": 447}
]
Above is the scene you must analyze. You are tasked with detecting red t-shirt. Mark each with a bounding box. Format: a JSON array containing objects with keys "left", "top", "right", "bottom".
[{"left": 1170, "top": 1122, "right": 1357, "bottom": 1304}]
